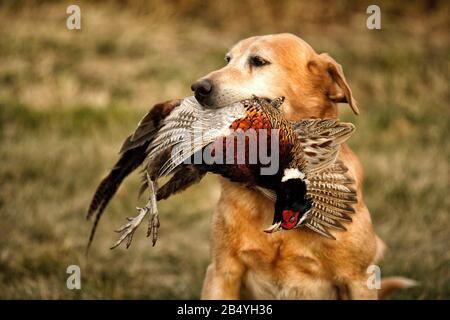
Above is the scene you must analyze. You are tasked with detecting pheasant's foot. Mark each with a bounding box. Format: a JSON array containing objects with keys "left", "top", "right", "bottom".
[{"left": 110, "top": 206, "right": 148, "bottom": 250}]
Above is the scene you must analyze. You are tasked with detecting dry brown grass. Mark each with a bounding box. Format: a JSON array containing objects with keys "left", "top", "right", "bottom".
[{"left": 0, "top": 0, "right": 448, "bottom": 299}]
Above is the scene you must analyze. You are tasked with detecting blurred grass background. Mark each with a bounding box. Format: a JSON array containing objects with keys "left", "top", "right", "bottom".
[{"left": 0, "top": 0, "right": 448, "bottom": 299}]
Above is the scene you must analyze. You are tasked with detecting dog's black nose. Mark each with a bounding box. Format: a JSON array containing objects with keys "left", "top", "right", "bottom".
[{"left": 191, "top": 79, "right": 213, "bottom": 105}]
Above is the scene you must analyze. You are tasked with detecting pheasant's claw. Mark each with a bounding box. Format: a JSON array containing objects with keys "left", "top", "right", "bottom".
[
  {"left": 110, "top": 206, "right": 148, "bottom": 250},
  {"left": 147, "top": 212, "right": 160, "bottom": 246}
]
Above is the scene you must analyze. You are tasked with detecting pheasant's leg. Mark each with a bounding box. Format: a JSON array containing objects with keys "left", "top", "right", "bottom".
[
  {"left": 146, "top": 178, "right": 160, "bottom": 246},
  {"left": 110, "top": 174, "right": 158, "bottom": 249}
]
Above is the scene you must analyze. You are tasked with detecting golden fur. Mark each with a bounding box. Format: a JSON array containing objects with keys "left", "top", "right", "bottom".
[{"left": 198, "top": 33, "right": 386, "bottom": 299}]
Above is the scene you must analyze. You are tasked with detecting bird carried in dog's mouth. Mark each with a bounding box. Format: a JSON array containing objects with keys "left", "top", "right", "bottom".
[{"left": 86, "top": 96, "right": 357, "bottom": 250}]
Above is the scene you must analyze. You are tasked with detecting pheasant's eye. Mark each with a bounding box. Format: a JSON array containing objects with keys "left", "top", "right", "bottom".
[{"left": 250, "top": 56, "right": 270, "bottom": 67}]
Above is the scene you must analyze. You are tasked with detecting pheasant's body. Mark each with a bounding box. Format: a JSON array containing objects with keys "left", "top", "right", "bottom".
[
  {"left": 87, "top": 96, "right": 357, "bottom": 249},
  {"left": 192, "top": 97, "right": 303, "bottom": 191},
  {"left": 147, "top": 96, "right": 356, "bottom": 238}
]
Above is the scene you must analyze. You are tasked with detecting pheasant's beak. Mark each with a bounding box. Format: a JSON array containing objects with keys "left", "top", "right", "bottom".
[{"left": 264, "top": 221, "right": 282, "bottom": 233}]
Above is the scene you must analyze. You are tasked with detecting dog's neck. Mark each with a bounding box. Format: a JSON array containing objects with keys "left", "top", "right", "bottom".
[
  {"left": 219, "top": 178, "right": 274, "bottom": 221},
  {"left": 279, "top": 85, "right": 339, "bottom": 121}
]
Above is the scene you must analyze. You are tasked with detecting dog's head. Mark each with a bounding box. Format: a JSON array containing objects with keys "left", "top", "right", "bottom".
[{"left": 191, "top": 33, "right": 359, "bottom": 120}]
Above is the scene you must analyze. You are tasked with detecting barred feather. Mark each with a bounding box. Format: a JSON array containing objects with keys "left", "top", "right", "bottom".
[
  {"left": 308, "top": 189, "right": 357, "bottom": 202},
  {"left": 305, "top": 218, "right": 335, "bottom": 240},
  {"left": 85, "top": 99, "right": 180, "bottom": 252},
  {"left": 292, "top": 121, "right": 356, "bottom": 238},
  {"left": 310, "top": 171, "right": 353, "bottom": 184},
  {"left": 311, "top": 203, "right": 353, "bottom": 222},
  {"left": 308, "top": 180, "right": 354, "bottom": 193},
  {"left": 148, "top": 97, "right": 247, "bottom": 177},
  {"left": 310, "top": 210, "right": 347, "bottom": 231},
  {"left": 307, "top": 193, "right": 355, "bottom": 211},
  {"left": 293, "top": 119, "right": 355, "bottom": 174},
  {"left": 302, "top": 160, "right": 356, "bottom": 237}
]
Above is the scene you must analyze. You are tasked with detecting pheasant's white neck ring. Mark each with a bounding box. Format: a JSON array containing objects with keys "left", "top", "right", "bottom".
[{"left": 281, "top": 168, "right": 305, "bottom": 182}]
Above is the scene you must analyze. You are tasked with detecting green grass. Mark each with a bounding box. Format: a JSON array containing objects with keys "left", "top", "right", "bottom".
[{"left": 0, "top": 0, "right": 449, "bottom": 299}]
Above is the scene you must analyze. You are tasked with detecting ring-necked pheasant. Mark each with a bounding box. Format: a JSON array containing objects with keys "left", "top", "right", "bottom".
[
  {"left": 87, "top": 96, "right": 357, "bottom": 250},
  {"left": 145, "top": 96, "right": 356, "bottom": 235}
]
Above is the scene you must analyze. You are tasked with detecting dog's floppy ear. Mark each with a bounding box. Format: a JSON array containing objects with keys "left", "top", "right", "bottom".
[{"left": 319, "top": 53, "right": 360, "bottom": 115}]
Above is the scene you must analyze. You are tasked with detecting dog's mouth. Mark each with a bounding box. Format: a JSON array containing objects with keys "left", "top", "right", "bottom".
[
  {"left": 252, "top": 95, "right": 278, "bottom": 104},
  {"left": 195, "top": 90, "right": 277, "bottom": 109}
]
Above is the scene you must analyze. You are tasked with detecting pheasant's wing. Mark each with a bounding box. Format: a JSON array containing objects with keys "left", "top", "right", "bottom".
[
  {"left": 135, "top": 97, "right": 205, "bottom": 195},
  {"left": 120, "top": 99, "right": 182, "bottom": 153},
  {"left": 148, "top": 99, "right": 246, "bottom": 177},
  {"left": 86, "top": 99, "right": 181, "bottom": 251},
  {"left": 293, "top": 119, "right": 355, "bottom": 174},
  {"left": 156, "top": 165, "right": 207, "bottom": 201},
  {"left": 145, "top": 97, "right": 200, "bottom": 163},
  {"left": 303, "top": 160, "right": 357, "bottom": 239}
]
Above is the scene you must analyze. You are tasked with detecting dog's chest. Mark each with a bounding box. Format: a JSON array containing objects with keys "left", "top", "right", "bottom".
[{"left": 237, "top": 233, "right": 335, "bottom": 299}]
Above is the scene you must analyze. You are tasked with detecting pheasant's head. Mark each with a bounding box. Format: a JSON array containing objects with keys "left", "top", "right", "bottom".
[{"left": 264, "top": 168, "right": 310, "bottom": 233}]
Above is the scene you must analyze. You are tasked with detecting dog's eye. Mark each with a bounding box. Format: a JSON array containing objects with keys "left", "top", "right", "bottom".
[
  {"left": 250, "top": 56, "right": 269, "bottom": 67},
  {"left": 225, "top": 55, "right": 231, "bottom": 64}
]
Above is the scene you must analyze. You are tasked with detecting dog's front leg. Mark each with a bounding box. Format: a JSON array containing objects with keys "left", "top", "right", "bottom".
[{"left": 201, "top": 259, "right": 245, "bottom": 299}]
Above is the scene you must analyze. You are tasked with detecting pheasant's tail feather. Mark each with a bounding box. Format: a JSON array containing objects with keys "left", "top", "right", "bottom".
[
  {"left": 86, "top": 145, "right": 148, "bottom": 252},
  {"left": 303, "top": 160, "right": 356, "bottom": 238},
  {"left": 86, "top": 99, "right": 180, "bottom": 252}
]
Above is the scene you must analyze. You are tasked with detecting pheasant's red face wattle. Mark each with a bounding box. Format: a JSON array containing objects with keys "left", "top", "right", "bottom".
[{"left": 281, "top": 210, "right": 300, "bottom": 229}]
